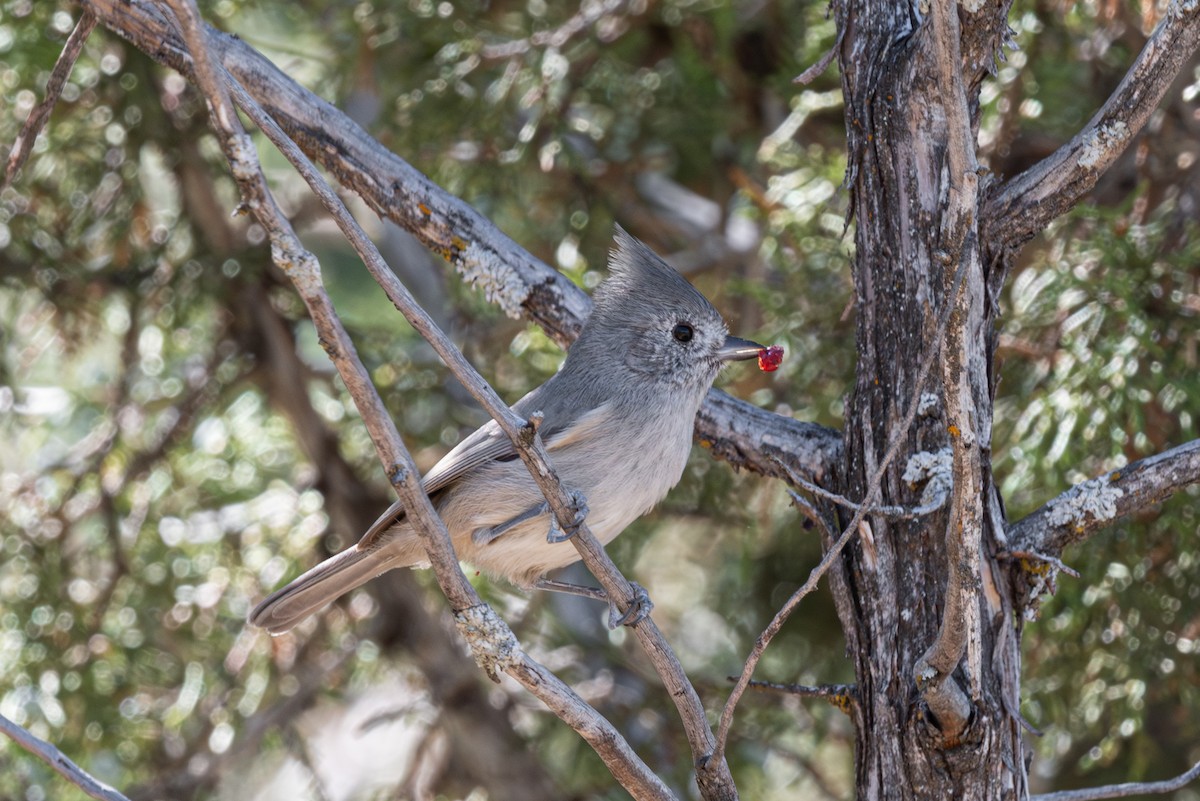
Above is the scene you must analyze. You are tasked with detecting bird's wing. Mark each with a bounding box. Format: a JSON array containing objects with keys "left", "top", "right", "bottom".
[{"left": 356, "top": 378, "right": 583, "bottom": 548}]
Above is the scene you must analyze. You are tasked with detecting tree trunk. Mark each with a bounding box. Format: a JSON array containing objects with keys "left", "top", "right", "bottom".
[{"left": 832, "top": 2, "right": 1028, "bottom": 798}]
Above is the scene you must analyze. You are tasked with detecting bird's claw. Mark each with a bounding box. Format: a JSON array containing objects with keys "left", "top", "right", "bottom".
[
  {"left": 545, "top": 491, "right": 590, "bottom": 543},
  {"left": 607, "top": 582, "right": 653, "bottom": 629}
]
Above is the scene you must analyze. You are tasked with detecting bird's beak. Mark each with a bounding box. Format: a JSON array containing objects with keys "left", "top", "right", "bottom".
[{"left": 717, "top": 335, "right": 766, "bottom": 363}]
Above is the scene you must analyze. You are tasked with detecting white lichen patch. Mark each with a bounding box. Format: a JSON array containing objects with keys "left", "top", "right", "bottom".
[
  {"left": 1046, "top": 477, "right": 1124, "bottom": 528},
  {"left": 458, "top": 243, "right": 530, "bottom": 319},
  {"left": 918, "top": 392, "right": 941, "bottom": 418},
  {"left": 454, "top": 604, "right": 524, "bottom": 682},
  {"left": 227, "top": 132, "right": 260, "bottom": 182},
  {"left": 270, "top": 241, "right": 325, "bottom": 296},
  {"left": 903, "top": 447, "right": 954, "bottom": 506},
  {"left": 1171, "top": 0, "right": 1199, "bottom": 17},
  {"left": 960, "top": 0, "right": 987, "bottom": 13},
  {"left": 1078, "top": 121, "right": 1130, "bottom": 168}
]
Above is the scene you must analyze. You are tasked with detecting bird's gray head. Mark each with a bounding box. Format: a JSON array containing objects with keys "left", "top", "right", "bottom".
[{"left": 565, "top": 227, "right": 763, "bottom": 397}]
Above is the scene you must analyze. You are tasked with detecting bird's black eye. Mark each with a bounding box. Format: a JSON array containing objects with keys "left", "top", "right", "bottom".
[{"left": 672, "top": 323, "right": 694, "bottom": 343}]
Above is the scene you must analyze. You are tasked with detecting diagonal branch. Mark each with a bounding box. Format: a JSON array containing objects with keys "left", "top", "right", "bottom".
[
  {"left": 984, "top": 3, "right": 1200, "bottom": 251},
  {"left": 155, "top": 2, "right": 676, "bottom": 797},
  {"left": 75, "top": 0, "right": 842, "bottom": 488},
  {"left": 1008, "top": 438, "right": 1200, "bottom": 557},
  {"left": 220, "top": 63, "right": 731, "bottom": 801},
  {"left": 1031, "top": 759, "right": 1200, "bottom": 801},
  {"left": 2, "top": 10, "right": 97, "bottom": 189},
  {"left": 0, "top": 713, "right": 131, "bottom": 801}
]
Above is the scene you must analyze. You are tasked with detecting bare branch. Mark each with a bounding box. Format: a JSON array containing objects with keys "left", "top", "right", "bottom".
[
  {"left": 793, "top": 44, "right": 837, "bottom": 86},
  {"left": 218, "top": 61, "right": 728, "bottom": 801},
  {"left": 75, "top": 0, "right": 842, "bottom": 489},
  {"left": 1008, "top": 438, "right": 1200, "bottom": 557},
  {"left": 985, "top": 4, "right": 1200, "bottom": 251},
  {"left": 0, "top": 714, "right": 131, "bottom": 801},
  {"left": 912, "top": 0, "right": 987, "bottom": 742},
  {"left": 743, "top": 680, "right": 857, "bottom": 708},
  {"left": 2, "top": 10, "right": 96, "bottom": 189},
  {"left": 774, "top": 455, "right": 947, "bottom": 520},
  {"left": 1031, "top": 760, "right": 1200, "bottom": 801},
  {"left": 995, "top": 549, "right": 1081, "bottom": 579},
  {"left": 154, "top": 3, "right": 677, "bottom": 797}
]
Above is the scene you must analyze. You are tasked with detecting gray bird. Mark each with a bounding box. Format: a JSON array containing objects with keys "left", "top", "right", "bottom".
[{"left": 250, "top": 227, "right": 767, "bottom": 634}]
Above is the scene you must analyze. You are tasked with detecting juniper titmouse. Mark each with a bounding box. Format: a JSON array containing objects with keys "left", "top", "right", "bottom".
[{"left": 250, "top": 227, "right": 768, "bottom": 633}]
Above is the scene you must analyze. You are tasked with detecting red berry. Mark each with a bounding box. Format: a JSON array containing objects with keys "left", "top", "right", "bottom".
[{"left": 758, "top": 345, "right": 784, "bottom": 372}]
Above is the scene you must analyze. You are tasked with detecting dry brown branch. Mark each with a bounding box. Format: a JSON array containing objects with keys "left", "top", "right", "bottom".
[
  {"left": 1008, "top": 438, "right": 1200, "bottom": 557},
  {"left": 985, "top": 3, "right": 1200, "bottom": 251},
  {"left": 1031, "top": 760, "right": 1200, "bottom": 801},
  {"left": 2, "top": 11, "right": 96, "bottom": 189},
  {"left": 743, "top": 679, "right": 857, "bottom": 708}
]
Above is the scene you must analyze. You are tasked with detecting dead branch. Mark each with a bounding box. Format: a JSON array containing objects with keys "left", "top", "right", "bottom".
[
  {"left": 75, "top": 0, "right": 842, "bottom": 489},
  {"left": 1031, "top": 759, "right": 1200, "bottom": 801},
  {"left": 1008, "top": 438, "right": 1200, "bottom": 557},
  {"left": 2, "top": 10, "right": 96, "bottom": 189},
  {"left": 985, "top": 4, "right": 1200, "bottom": 251},
  {"left": 0, "top": 713, "right": 131, "bottom": 801}
]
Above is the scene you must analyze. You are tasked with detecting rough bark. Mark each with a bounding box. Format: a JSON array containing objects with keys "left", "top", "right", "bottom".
[
  {"left": 833, "top": 1, "right": 1027, "bottom": 798},
  {"left": 24, "top": 2, "right": 1199, "bottom": 799}
]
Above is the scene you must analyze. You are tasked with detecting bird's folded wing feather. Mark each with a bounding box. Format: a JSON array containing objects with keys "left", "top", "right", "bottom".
[{"left": 356, "top": 378, "right": 583, "bottom": 548}]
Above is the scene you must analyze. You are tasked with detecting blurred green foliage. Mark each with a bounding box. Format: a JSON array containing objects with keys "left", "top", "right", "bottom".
[{"left": 1, "top": 0, "right": 1197, "bottom": 798}]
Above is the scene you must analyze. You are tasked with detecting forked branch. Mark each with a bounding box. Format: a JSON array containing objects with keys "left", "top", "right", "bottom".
[
  {"left": 154, "top": 1, "right": 676, "bottom": 797},
  {"left": 76, "top": 0, "right": 842, "bottom": 487}
]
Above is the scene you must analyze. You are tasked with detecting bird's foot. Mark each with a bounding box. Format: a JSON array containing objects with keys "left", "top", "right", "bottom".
[
  {"left": 545, "top": 490, "right": 589, "bottom": 543},
  {"left": 607, "top": 582, "right": 653, "bottom": 629}
]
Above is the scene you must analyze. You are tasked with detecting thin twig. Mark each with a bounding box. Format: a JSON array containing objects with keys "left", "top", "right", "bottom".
[
  {"left": 219, "top": 65, "right": 730, "bottom": 801},
  {"left": 996, "top": 549, "right": 1081, "bottom": 579},
  {"left": 156, "top": 4, "right": 679, "bottom": 797},
  {"left": 774, "top": 456, "right": 946, "bottom": 520},
  {"left": 1031, "top": 760, "right": 1200, "bottom": 801},
  {"left": 0, "top": 714, "right": 131, "bottom": 801},
  {"left": 743, "top": 679, "right": 856, "bottom": 704},
  {"left": 2, "top": 11, "right": 97, "bottom": 189},
  {"left": 481, "top": 0, "right": 633, "bottom": 59},
  {"left": 793, "top": 45, "right": 837, "bottom": 85},
  {"left": 782, "top": 486, "right": 834, "bottom": 538}
]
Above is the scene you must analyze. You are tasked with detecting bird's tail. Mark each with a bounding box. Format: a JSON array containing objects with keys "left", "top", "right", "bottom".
[{"left": 249, "top": 538, "right": 419, "bottom": 635}]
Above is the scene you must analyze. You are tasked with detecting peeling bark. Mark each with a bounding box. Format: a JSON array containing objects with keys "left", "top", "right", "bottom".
[{"left": 834, "top": 1, "right": 1026, "bottom": 797}]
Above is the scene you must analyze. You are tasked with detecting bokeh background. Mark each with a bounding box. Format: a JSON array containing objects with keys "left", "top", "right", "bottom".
[{"left": 1, "top": 0, "right": 1198, "bottom": 798}]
